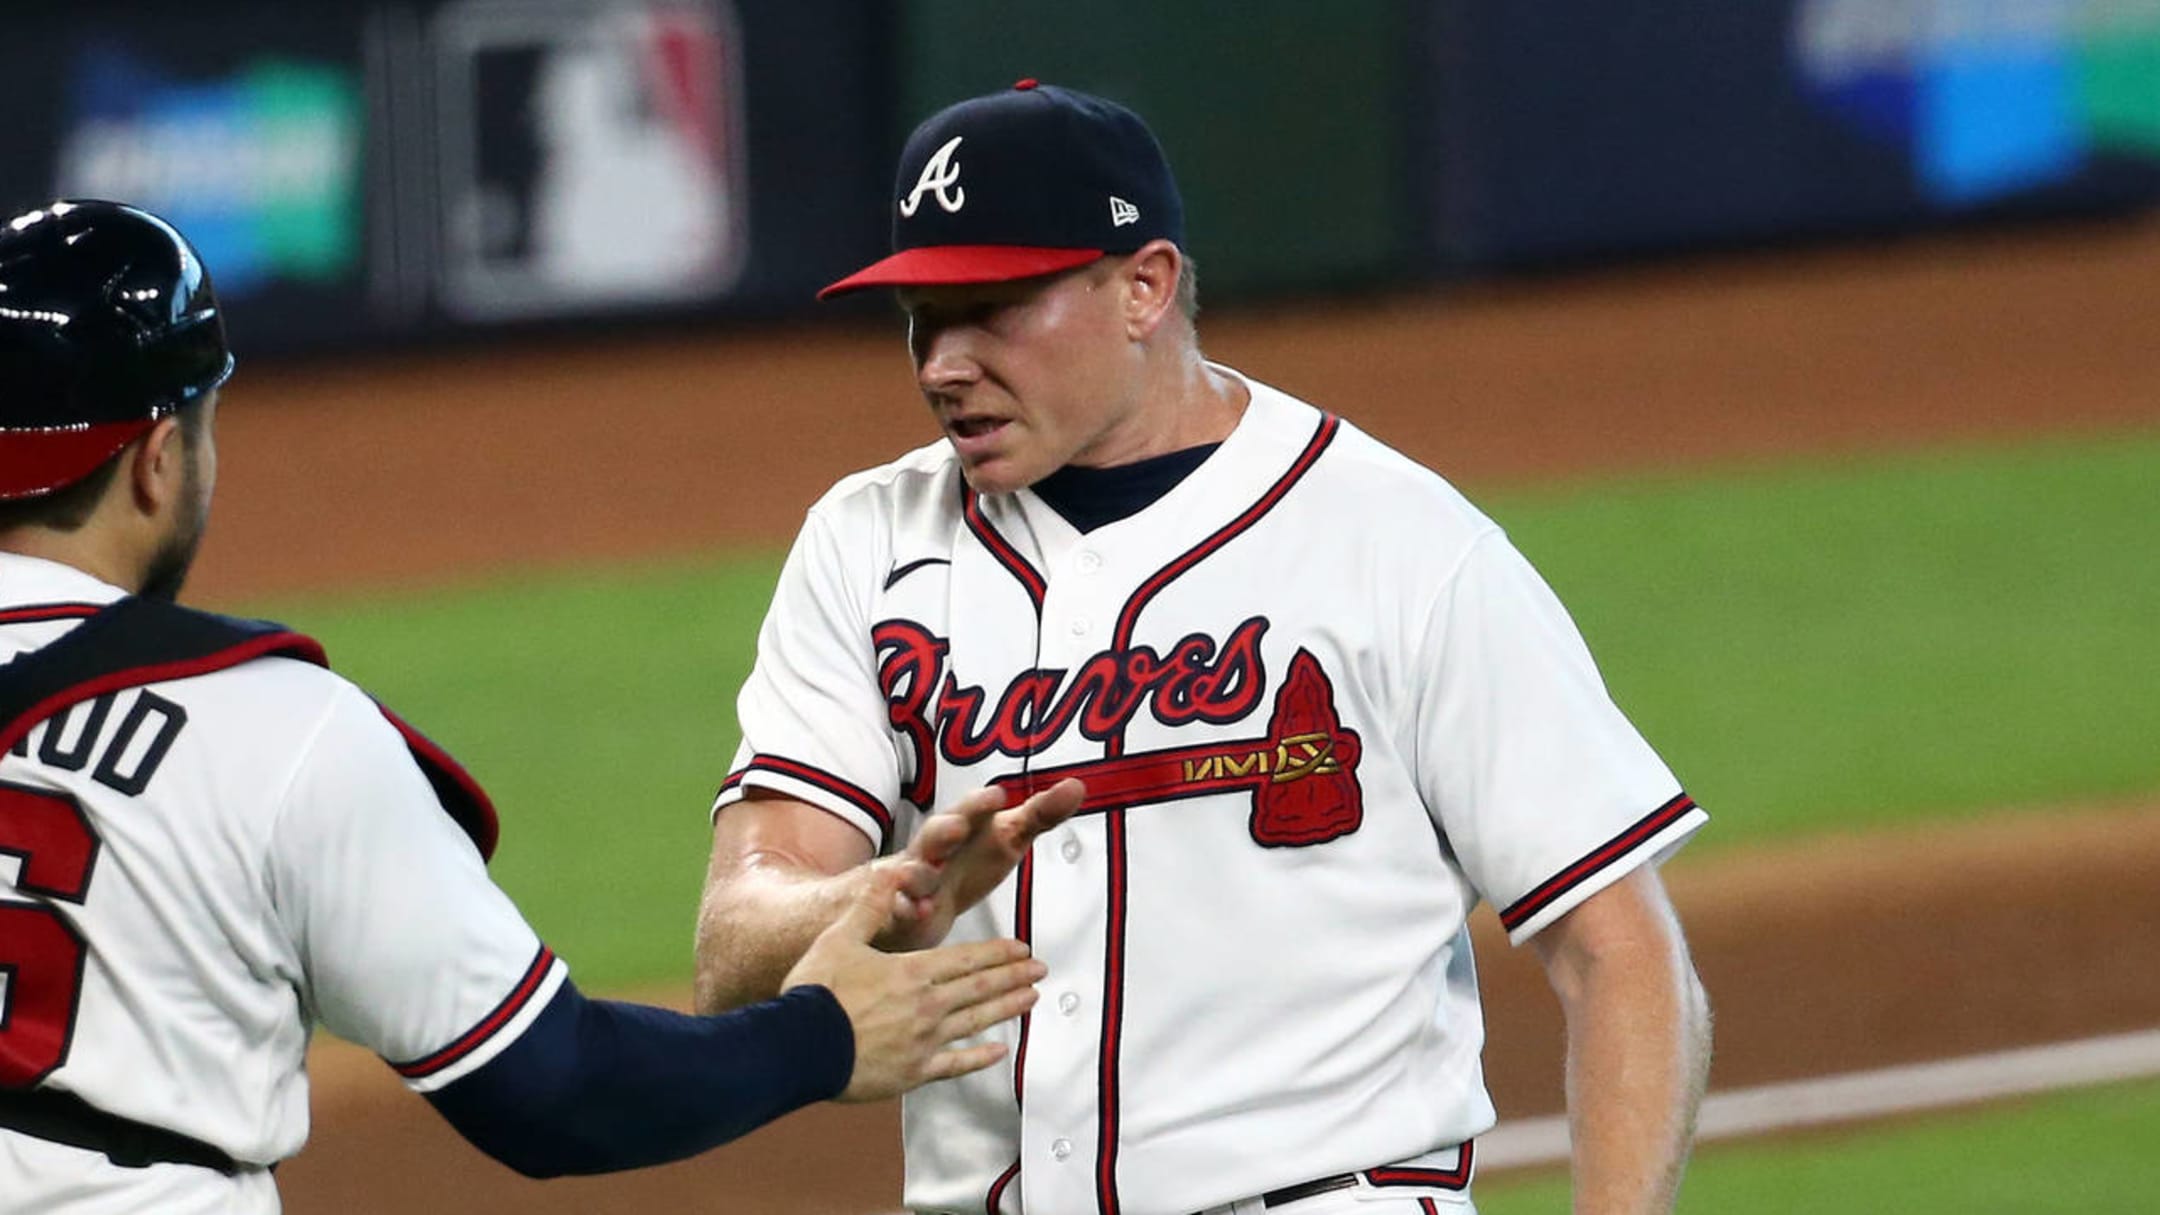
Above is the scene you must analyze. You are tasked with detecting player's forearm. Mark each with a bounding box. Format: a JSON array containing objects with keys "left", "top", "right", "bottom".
[
  {"left": 693, "top": 860, "right": 877, "bottom": 1014},
  {"left": 1550, "top": 927, "right": 1711, "bottom": 1214},
  {"left": 428, "top": 979, "right": 853, "bottom": 1177}
]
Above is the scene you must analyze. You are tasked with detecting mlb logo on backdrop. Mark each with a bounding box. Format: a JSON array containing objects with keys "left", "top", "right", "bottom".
[{"left": 432, "top": 0, "right": 747, "bottom": 318}]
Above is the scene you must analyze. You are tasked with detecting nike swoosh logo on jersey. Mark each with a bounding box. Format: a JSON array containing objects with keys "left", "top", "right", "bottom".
[{"left": 883, "top": 557, "right": 951, "bottom": 590}]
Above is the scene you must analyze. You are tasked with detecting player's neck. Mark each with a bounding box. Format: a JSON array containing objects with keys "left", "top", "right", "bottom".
[
  {"left": 1077, "top": 350, "right": 1247, "bottom": 471},
  {"left": 0, "top": 522, "right": 153, "bottom": 595}
]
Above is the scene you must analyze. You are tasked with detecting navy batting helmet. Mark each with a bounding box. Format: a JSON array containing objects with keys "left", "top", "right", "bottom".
[{"left": 0, "top": 200, "right": 234, "bottom": 500}]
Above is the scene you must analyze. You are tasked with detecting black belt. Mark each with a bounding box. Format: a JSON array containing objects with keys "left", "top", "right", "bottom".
[
  {"left": 1262, "top": 1173, "right": 1361, "bottom": 1207},
  {"left": 0, "top": 1086, "right": 244, "bottom": 1174}
]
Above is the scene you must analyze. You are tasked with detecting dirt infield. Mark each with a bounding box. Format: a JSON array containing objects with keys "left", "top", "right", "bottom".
[{"left": 229, "top": 215, "right": 2160, "bottom": 1212}]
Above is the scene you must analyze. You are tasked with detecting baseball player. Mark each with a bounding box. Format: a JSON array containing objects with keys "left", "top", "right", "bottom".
[
  {"left": 696, "top": 82, "right": 1711, "bottom": 1215},
  {"left": 0, "top": 200, "right": 1083, "bottom": 1215}
]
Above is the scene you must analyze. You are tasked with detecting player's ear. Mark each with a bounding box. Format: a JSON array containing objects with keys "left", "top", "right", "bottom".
[
  {"left": 127, "top": 416, "right": 189, "bottom": 517},
  {"left": 1121, "top": 240, "right": 1181, "bottom": 341}
]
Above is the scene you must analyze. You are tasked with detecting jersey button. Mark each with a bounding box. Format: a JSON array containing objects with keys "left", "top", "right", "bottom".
[
  {"left": 1057, "top": 991, "right": 1081, "bottom": 1015},
  {"left": 1076, "top": 549, "right": 1103, "bottom": 574},
  {"left": 1051, "top": 1138, "right": 1073, "bottom": 1161},
  {"left": 1059, "top": 835, "right": 1081, "bottom": 862},
  {"left": 1067, "top": 616, "right": 1091, "bottom": 636}
]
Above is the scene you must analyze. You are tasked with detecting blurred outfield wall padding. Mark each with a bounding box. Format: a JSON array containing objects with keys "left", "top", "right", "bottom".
[{"left": 3, "top": 0, "right": 2155, "bottom": 357}]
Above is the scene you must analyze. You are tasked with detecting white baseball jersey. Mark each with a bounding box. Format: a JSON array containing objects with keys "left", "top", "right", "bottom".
[
  {"left": 717, "top": 370, "right": 1705, "bottom": 1215},
  {"left": 0, "top": 553, "right": 565, "bottom": 1215}
]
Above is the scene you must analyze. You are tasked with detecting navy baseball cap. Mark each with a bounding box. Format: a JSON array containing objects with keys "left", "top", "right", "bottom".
[{"left": 819, "top": 79, "right": 1184, "bottom": 299}]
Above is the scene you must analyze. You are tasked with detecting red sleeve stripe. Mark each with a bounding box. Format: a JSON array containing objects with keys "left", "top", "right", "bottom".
[
  {"left": 1500, "top": 794, "right": 1698, "bottom": 932},
  {"left": 1367, "top": 1140, "right": 1474, "bottom": 1189},
  {"left": 0, "top": 603, "right": 105, "bottom": 625},
  {"left": 393, "top": 945, "right": 556, "bottom": 1079},
  {"left": 728, "top": 755, "right": 894, "bottom": 838}
]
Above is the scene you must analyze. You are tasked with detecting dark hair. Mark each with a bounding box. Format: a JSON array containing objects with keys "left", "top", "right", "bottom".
[{"left": 0, "top": 403, "right": 207, "bottom": 534}]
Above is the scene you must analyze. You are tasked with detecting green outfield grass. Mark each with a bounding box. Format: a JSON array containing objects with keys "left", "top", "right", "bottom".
[
  {"left": 1474, "top": 1078, "right": 2160, "bottom": 1214},
  {"left": 240, "top": 428, "right": 2160, "bottom": 988},
  {"left": 1489, "top": 428, "right": 2160, "bottom": 848}
]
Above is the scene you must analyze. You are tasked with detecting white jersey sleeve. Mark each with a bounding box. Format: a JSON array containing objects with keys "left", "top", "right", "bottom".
[
  {"left": 268, "top": 681, "right": 564, "bottom": 1092},
  {"left": 714, "top": 505, "right": 903, "bottom": 851},
  {"left": 1414, "top": 529, "right": 1706, "bottom": 944}
]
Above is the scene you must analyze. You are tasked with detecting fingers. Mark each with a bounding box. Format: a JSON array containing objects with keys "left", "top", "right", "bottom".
[
  {"left": 991, "top": 777, "right": 1085, "bottom": 848},
  {"left": 828, "top": 867, "right": 905, "bottom": 945},
  {"left": 937, "top": 978, "right": 1041, "bottom": 1043},
  {"left": 1024, "top": 777, "right": 1084, "bottom": 828},
  {"left": 918, "top": 936, "right": 1037, "bottom": 985},
  {"left": 908, "top": 811, "right": 975, "bottom": 867},
  {"left": 919, "top": 1040, "right": 1010, "bottom": 1084},
  {"left": 885, "top": 854, "right": 941, "bottom": 902}
]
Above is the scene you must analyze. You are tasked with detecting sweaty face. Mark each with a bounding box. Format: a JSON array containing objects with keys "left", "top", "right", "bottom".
[
  {"left": 901, "top": 262, "right": 1148, "bottom": 495},
  {"left": 140, "top": 396, "right": 218, "bottom": 603}
]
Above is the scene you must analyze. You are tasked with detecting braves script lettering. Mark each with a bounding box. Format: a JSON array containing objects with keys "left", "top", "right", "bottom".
[{"left": 873, "top": 616, "right": 1271, "bottom": 804}]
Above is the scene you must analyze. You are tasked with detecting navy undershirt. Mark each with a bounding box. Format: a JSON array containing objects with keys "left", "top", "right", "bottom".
[
  {"left": 1030, "top": 443, "right": 1222, "bottom": 533},
  {"left": 426, "top": 979, "right": 852, "bottom": 1178}
]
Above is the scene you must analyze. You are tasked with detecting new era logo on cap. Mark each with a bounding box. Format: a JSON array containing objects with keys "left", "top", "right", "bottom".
[{"left": 819, "top": 79, "right": 1184, "bottom": 298}]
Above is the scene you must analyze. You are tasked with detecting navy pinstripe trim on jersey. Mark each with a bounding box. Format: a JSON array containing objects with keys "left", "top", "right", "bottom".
[
  {"left": 988, "top": 846, "right": 1034, "bottom": 1212},
  {"left": 985, "top": 1158, "right": 1021, "bottom": 1214},
  {"left": 1011, "top": 850, "right": 1035, "bottom": 1102},
  {"left": 1078, "top": 415, "right": 1340, "bottom": 1213},
  {"left": 1095, "top": 808, "right": 1131, "bottom": 1214},
  {"left": 393, "top": 945, "right": 556, "bottom": 1080},
  {"left": 0, "top": 603, "right": 104, "bottom": 625},
  {"left": 726, "top": 756, "right": 894, "bottom": 841},
  {"left": 1500, "top": 794, "right": 1698, "bottom": 933},
  {"left": 1366, "top": 1140, "right": 1475, "bottom": 1190},
  {"left": 1108, "top": 414, "right": 1342, "bottom": 699},
  {"left": 962, "top": 485, "right": 1047, "bottom": 612}
]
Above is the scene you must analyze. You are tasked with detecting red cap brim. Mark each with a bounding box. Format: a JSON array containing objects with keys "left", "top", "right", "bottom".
[
  {"left": 0, "top": 419, "right": 157, "bottom": 500},
  {"left": 818, "top": 245, "right": 1106, "bottom": 300}
]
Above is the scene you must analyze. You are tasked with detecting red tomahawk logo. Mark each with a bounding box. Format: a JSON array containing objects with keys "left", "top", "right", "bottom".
[{"left": 992, "top": 648, "right": 1363, "bottom": 847}]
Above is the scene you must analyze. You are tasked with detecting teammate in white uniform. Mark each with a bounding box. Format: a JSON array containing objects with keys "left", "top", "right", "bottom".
[
  {"left": 696, "top": 84, "right": 1712, "bottom": 1215},
  {"left": 0, "top": 201, "right": 1074, "bottom": 1215}
]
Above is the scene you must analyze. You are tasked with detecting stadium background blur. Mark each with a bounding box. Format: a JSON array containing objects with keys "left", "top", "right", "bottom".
[{"left": 5, "top": 2, "right": 2159, "bottom": 1211}]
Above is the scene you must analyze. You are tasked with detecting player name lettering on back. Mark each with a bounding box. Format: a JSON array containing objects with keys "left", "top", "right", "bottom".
[{"left": 8, "top": 689, "right": 188, "bottom": 797}]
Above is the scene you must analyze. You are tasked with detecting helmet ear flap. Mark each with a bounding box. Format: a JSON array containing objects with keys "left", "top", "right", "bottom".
[{"left": 0, "top": 200, "right": 234, "bottom": 500}]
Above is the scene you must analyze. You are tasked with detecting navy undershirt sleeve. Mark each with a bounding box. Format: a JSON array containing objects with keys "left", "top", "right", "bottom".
[{"left": 424, "top": 979, "right": 854, "bottom": 1178}]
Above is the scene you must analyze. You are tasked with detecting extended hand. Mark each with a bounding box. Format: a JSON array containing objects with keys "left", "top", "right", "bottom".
[
  {"left": 785, "top": 869, "right": 1045, "bottom": 1102},
  {"left": 875, "top": 778, "right": 1084, "bottom": 952}
]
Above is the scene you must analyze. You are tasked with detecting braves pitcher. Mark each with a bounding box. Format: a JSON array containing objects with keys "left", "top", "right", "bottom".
[{"left": 704, "top": 82, "right": 1710, "bottom": 1215}]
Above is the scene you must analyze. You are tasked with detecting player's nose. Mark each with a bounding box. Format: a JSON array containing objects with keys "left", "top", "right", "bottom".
[{"left": 912, "top": 323, "right": 982, "bottom": 393}]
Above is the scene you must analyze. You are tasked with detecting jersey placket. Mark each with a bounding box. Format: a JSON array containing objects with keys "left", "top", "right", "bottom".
[{"left": 1014, "top": 529, "right": 1121, "bottom": 1214}]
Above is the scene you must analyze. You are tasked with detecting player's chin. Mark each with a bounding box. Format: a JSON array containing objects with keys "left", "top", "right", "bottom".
[{"left": 952, "top": 449, "right": 1041, "bottom": 497}]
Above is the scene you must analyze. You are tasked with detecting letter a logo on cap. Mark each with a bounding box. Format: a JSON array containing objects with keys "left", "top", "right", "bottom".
[{"left": 900, "top": 136, "right": 967, "bottom": 218}]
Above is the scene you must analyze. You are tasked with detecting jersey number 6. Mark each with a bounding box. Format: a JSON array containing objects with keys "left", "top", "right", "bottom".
[{"left": 0, "top": 782, "right": 100, "bottom": 1089}]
